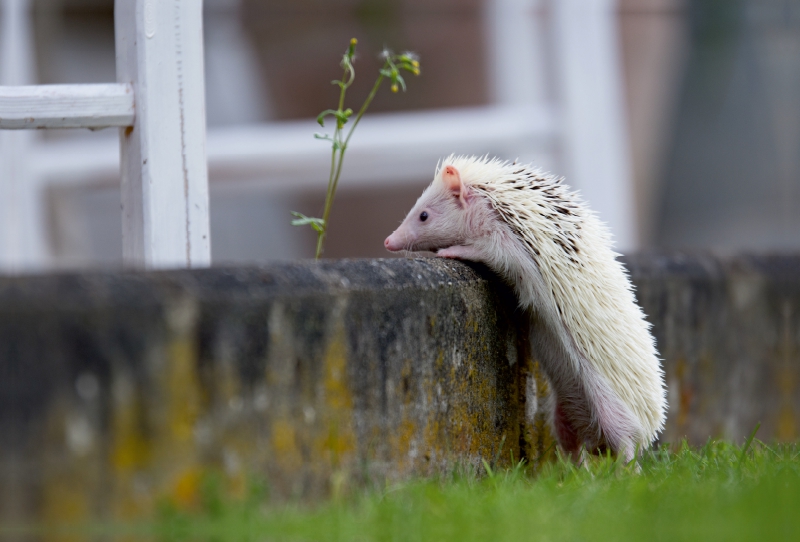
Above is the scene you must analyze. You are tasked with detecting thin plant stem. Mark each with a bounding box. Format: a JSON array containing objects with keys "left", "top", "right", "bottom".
[
  {"left": 316, "top": 62, "right": 353, "bottom": 259},
  {"left": 299, "top": 41, "right": 419, "bottom": 259},
  {"left": 343, "top": 73, "right": 385, "bottom": 149},
  {"left": 316, "top": 72, "right": 386, "bottom": 259}
]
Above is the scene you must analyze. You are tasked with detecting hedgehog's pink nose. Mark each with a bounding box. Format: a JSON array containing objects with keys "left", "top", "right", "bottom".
[{"left": 384, "top": 233, "right": 401, "bottom": 252}]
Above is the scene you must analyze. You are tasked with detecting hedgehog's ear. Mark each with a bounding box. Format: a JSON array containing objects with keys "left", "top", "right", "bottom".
[{"left": 442, "top": 165, "right": 471, "bottom": 207}]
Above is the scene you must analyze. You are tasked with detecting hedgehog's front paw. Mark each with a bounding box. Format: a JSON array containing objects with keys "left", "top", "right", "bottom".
[{"left": 436, "top": 245, "right": 478, "bottom": 260}]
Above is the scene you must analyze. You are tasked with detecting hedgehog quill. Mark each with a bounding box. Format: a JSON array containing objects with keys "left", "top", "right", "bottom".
[{"left": 384, "top": 155, "right": 666, "bottom": 461}]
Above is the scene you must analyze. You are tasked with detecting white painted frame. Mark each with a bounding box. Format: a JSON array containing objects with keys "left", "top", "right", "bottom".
[
  {"left": 0, "top": 84, "right": 134, "bottom": 129},
  {"left": 0, "top": 0, "right": 40, "bottom": 272},
  {"left": 553, "top": 0, "right": 637, "bottom": 250},
  {"left": 0, "top": 0, "right": 211, "bottom": 271},
  {"left": 1, "top": 0, "right": 636, "bottom": 269},
  {"left": 115, "top": 0, "right": 211, "bottom": 269}
]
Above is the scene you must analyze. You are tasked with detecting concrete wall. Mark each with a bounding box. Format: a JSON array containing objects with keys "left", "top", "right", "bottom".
[
  {"left": 1, "top": 254, "right": 799, "bottom": 522},
  {"left": 625, "top": 253, "right": 800, "bottom": 445},
  {"left": 0, "top": 258, "right": 552, "bottom": 523}
]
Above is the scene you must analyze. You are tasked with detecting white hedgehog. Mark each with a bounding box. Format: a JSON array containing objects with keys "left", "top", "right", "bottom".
[{"left": 384, "top": 155, "right": 666, "bottom": 460}]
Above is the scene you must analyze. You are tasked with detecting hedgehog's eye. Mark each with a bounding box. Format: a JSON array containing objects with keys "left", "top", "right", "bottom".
[{"left": 419, "top": 211, "right": 428, "bottom": 222}]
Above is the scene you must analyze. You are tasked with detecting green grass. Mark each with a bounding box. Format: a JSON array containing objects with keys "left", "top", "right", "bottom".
[{"left": 152, "top": 439, "right": 800, "bottom": 542}]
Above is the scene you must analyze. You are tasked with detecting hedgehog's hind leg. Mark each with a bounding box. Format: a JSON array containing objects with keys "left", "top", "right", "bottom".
[
  {"left": 554, "top": 401, "right": 582, "bottom": 459},
  {"left": 582, "top": 364, "right": 643, "bottom": 463},
  {"left": 595, "top": 399, "right": 641, "bottom": 462}
]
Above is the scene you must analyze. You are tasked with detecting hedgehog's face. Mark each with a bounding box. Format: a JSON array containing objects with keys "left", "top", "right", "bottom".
[{"left": 385, "top": 164, "right": 477, "bottom": 253}]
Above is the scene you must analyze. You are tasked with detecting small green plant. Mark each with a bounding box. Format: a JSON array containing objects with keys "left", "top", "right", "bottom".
[{"left": 291, "top": 38, "right": 421, "bottom": 259}]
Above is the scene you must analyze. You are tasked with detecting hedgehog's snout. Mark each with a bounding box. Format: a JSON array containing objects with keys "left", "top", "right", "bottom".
[
  {"left": 384, "top": 231, "right": 404, "bottom": 252},
  {"left": 386, "top": 224, "right": 419, "bottom": 252}
]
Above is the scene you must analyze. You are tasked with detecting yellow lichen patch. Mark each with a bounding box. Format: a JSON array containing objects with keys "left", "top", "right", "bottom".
[
  {"left": 314, "top": 320, "right": 356, "bottom": 471},
  {"left": 516, "top": 359, "right": 555, "bottom": 468},
  {"left": 171, "top": 466, "right": 203, "bottom": 510},
  {"left": 777, "top": 365, "right": 795, "bottom": 396},
  {"left": 110, "top": 375, "right": 149, "bottom": 467},
  {"left": 324, "top": 329, "right": 352, "bottom": 413},
  {"left": 775, "top": 301, "right": 797, "bottom": 441},
  {"left": 110, "top": 420, "right": 149, "bottom": 471},
  {"left": 318, "top": 416, "right": 354, "bottom": 468},
  {"left": 226, "top": 469, "right": 248, "bottom": 501},
  {"left": 775, "top": 342, "right": 798, "bottom": 441},
  {"left": 40, "top": 398, "right": 98, "bottom": 528},
  {"left": 674, "top": 357, "right": 691, "bottom": 428},
  {"left": 41, "top": 471, "right": 91, "bottom": 528},
  {"left": 532, "top": 415, "right": 556, "bottom": 464},
  {"left": 109, "top": 375, "right": 153, "bottom": 519},
  {"left": 435, "top": 350, "right": 445, "bottom": 371},
  {"left": 218, "top": 437, "right": 255, "bottom": 501},
  {"left": 441, "top": 349, "right": 501, "bottom": 463},
  {"left": 272, "top": 419, "right": 303, "bottom": 473},
  {"left": 777, "top": 405, "right": 796, "bottom": 442},
  {"left": 420, "top": 416, "right": 444, "bottom": 469},
  {"left": 149, "top": 324, "right": 204, "bottom": 513},
  {"left": 166, "top": 338, "right": 202, "bottom": 442},
  {"left": 391, "top": 418, "right": 418, "bottom": 471}
]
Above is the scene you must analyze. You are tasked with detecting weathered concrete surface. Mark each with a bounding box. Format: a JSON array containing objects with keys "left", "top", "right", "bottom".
[
  {"left": 624, "top": 253, "right": 800, "bottom": 446},
  {"left": 1, "top": 254, "right": 799, "bottom": 523},
  {"left": 0, "top": 259, "right": 552, "bottom": 523}
]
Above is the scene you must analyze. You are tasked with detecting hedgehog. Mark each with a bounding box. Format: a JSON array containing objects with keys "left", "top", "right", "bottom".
[{"left": 384, "top": 155, "right": 666, "bottom": 460}]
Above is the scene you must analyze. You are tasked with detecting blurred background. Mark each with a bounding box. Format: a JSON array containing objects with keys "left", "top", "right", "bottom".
[{"left": 0, "top": 0, "right": 798, "bottom": 272}]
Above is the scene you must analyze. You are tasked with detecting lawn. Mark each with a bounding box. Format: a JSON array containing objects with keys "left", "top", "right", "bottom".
[{"left": 152, "top": 436, "right": 800, "bottom": 542}]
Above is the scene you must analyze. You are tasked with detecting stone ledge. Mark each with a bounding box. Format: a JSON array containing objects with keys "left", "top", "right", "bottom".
[
  {"left": 622, "top": 253, "right": 800, "bottom": 445},
  {"left": 1, "top": 254, "right": 799, "bottom": 522},
  {"left": 0, "top": 258, "right": 547, "bottom": 522}
]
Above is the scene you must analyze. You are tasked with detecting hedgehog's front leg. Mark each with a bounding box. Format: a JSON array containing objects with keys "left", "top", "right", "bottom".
[{"left": 436, "top": 245, "right": 482, "bottom": 260}]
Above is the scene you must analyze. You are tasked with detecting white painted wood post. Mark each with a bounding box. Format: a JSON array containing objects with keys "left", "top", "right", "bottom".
[
  {"left": 552, "top": 0, "right": 638, "bottom": 251},
  {"left": 485, "top": 0, "right": 547, "bottom": 108},
  {"left": 0, "top": 0, "right": 47, "bottom": 273},
  {"left": 115, "top": 0, "right": 211, "bottom": 269},
  {"left": 483, "top": 0, "right": 557, "bottom": 170}
]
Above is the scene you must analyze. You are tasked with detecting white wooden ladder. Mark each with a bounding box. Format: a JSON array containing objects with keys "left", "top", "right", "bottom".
[{"left": 0, "top": 0, "right": 211, "bottom": 271}]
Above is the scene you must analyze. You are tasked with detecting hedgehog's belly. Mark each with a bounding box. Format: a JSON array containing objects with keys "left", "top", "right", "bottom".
[{"left": 529, "top": 316, "right": 601, "bottom": 449}]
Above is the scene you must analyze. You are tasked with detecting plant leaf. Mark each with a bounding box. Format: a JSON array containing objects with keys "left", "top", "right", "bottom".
[
  {"left": 316, "top": 109, "right": 338, "bottom": 127},
  {"left": 291, "top": 212, "right": 326, "bottom": 233}
]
